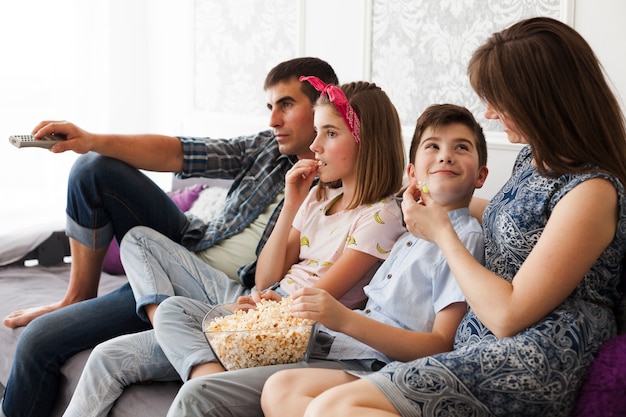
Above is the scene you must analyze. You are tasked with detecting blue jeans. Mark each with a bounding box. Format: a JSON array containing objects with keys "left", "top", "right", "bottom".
[
  {"left": 1, "top": 153, "right": 190, "bottom": 417},
  {"left": 65, "top": 153, "right": 189, "bottom": 249}
]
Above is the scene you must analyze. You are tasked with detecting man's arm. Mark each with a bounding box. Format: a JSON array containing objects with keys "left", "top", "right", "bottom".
[{"left": 33, "top": 120, "right": 184, "bottom": 172}]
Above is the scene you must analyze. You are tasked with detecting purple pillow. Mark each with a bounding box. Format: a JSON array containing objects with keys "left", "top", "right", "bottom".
[
  {"left": 570, "top": 332, "right": 626, "bottom": 416},
  {"left": 102, "top": 183, "right": 207, "bottom": 275}
]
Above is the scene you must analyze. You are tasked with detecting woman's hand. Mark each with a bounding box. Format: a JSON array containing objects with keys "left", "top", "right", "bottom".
[
  {"left": 284, "top": 159, "right": 319, "bottom": 208},
  {"left": 401, "top": 182, "right": 452, "bottom": 243},
  {"left": 289, "top": 287, "right": 349, "bottom": 331}
]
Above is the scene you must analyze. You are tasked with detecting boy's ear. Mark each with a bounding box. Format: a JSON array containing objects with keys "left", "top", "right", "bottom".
[
  {"left": 474, "top": 166, "right": 489, "bottom": 189},
  {"left": 407, "top": 163, "right": 417, "bottom": 182}
]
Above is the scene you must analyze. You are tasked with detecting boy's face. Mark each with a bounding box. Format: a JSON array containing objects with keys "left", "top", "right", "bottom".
[
  {"left": 266, "top": 78, "right": 316, "bottom": 160},
  {"left": 408, "top": 123, "right": 488, "bottom": 210}
]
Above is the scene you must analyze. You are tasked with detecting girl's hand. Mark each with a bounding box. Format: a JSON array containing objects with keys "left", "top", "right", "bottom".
[
  {"left": 289, "top": 287, "right": 349, "bottom": 331},
  {"left": 284, "top": 159, "right": 318, "bottom": 207},
  {"left": 235, "top": 289, "right": 283, "bottom": 310},
  {"left": 401, "top": 182, "right": 451, "bottom": 243}
]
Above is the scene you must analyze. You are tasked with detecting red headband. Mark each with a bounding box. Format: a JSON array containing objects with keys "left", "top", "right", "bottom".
[{"left": 300, "top": 76, "right": 361, "bottom": 144}]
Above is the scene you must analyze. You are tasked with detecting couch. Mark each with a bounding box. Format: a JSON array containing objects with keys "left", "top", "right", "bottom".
[
  {"left": 2, "top": 175, "right": 626, "bottom": 416},
  {"left": 0, "top": 177, "right": 228, "bottom": 416}
]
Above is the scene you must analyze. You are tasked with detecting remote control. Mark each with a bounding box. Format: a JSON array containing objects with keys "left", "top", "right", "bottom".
[{"left": 8, "top": 133, "right": 67, "bottom": 149}]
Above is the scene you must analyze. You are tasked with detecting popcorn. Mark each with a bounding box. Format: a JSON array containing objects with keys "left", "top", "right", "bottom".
[{"left": 204, "top": 298, "right": 316, "bottom": 370}]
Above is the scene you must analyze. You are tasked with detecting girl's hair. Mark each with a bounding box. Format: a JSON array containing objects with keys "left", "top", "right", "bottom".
[
  {"left": 468, "top": 16, "right": 626, "bottom": 185},
  {"left": 316, "top": 81, "right": 405, "bottom": 208},
  {"left": 410, "top": 104, "right": 487, "bottom": 168}
]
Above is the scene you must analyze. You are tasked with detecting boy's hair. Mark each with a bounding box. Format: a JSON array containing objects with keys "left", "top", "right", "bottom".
[
  {"left": 409, "top": 104, "right": 487, "bottom": 168},
  {"left": 316, "top": 81, "right": 406, "bottom": 209},
  {"left": 264, "top": 57, "right": 339, "bottom": 106}
]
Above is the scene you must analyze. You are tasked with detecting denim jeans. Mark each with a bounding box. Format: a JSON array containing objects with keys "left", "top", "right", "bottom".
[
  {"left": 2, "top": 284, "right": 148, "bottom": 417},
  {"left": 65, "top": 152, "right": 189, "bottom": 249},
  {"left": 1, "top": 153, "right": 190, "bottom": 417}
]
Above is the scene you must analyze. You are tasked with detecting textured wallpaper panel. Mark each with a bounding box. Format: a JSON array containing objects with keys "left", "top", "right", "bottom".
[
  {"left": 193, "top": 0, "right": 300, "bottom": 116},
  {"left": 371, "top": 0, "right": 564, "bottom": 130},
  {"left": 192, "top": 0, "right": 566, "bottom": 130}
]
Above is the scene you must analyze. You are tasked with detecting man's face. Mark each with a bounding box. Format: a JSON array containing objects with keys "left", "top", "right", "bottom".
[{"left": 266, "top": 78, "right": 316, "bottom": 159}]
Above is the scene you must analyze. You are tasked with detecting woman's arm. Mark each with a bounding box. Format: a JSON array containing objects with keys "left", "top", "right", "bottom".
[
  {"left": 290, "top": 287, "right": 467, "bottom": 361},
  {"left": 404, "top": 179, "right": 618, "bottom": 338},
  {"left": 469, "top": 196, "right": 489, "bottom": 224}
]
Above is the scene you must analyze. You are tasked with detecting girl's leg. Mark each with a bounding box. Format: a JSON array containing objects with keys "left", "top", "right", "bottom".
[
  {"left": 121, "top": 226, "right": 249, "bottom": 324},
  {"left": 153, "top": 296, "right": 241, "bottom": 381},
  {"left": 261, "top": 368, "right": 360, "bottom": 417},
  {"left": 62, "top": 330, "right": 180, "bottom": 417}
]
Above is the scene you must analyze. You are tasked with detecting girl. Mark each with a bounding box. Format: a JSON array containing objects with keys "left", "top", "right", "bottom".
[
  {"left": 263, "top": 17, "right": 626, "bottom": 417},
  {"left": 62, "top": 78, "right": 406, "bottom": 417}
]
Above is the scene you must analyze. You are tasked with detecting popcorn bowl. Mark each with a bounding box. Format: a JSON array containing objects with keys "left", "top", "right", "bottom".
[{"left": 203, "top": 302, "right": 318, "bottom": 371}]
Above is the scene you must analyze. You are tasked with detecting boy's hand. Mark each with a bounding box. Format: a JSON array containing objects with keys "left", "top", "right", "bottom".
[{"left": 289, "top": 287, "right": 348, "bottom": 331}]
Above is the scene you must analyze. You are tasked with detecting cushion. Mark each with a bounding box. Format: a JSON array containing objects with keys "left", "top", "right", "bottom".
[
  {"left": 102, "top": 184, "right": 207, "bottom": 275},
  {"left": 570, "top": 332, "right": 626, "bottom": 416}
]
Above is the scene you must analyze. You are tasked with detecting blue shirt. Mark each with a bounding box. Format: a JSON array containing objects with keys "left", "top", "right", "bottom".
[
  {"left": 176, "top": 130, "right": 296, "bottom": 287},
  {"left": 318, "top": 207, "right": 485, "bottom": 363}
]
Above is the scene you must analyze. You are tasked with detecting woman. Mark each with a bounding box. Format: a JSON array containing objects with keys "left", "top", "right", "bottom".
[{"left": 261, "top": 16, "right": 626, "bottom": 417}]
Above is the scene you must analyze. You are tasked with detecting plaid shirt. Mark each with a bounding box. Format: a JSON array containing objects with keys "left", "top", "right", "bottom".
[{"left": 177, "top": 130, "right": 296, "bottom": 287}]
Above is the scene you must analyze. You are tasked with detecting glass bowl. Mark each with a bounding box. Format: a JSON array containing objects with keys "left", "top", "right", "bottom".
[{"left": 203, "top": 304, "right": 317, "bottom": 371}]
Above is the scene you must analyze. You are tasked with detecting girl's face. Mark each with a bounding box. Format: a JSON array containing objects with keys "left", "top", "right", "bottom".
[
  {"left": 409, "top": 123, "right": 487, "bottom": 210},
  {"left": 309, "top": 104, "right": 359, "bottom": 185},
  {"left": 484, "top": 102, "right": 527, "bottom": 144}
]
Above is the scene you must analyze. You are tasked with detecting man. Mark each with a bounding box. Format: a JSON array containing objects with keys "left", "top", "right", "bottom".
[{"left": 0, "top": 57, "right": 338, "bottom": 417}]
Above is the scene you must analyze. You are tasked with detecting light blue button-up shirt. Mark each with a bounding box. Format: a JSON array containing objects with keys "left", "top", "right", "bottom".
[{"left": 317, "top": 207, "right": 484, "bottom": 364}]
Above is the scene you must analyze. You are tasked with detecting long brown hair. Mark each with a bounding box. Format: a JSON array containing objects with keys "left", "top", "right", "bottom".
[
  {"left": 468, "top": 17, "right": 626, "bottom": 186},
  {"left": 316, "top": 81, "right": 405, "bottom": 208}
]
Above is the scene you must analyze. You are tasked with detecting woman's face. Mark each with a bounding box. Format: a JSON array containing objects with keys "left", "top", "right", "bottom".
[{"left": 484, "top": 103, "right": 527, "bottom": 144}]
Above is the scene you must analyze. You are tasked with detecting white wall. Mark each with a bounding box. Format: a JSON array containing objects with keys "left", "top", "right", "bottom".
[
  {"left": 1, "top": 0, "right": 625, "bottom": 232},
  {"left": 134, "top": 0, "right": 626, "bottom": 200}
]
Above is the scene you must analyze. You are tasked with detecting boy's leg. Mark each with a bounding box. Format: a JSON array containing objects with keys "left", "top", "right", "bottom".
[{"left": 261, "top": 368, "right": 359, "bottom": 417}]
